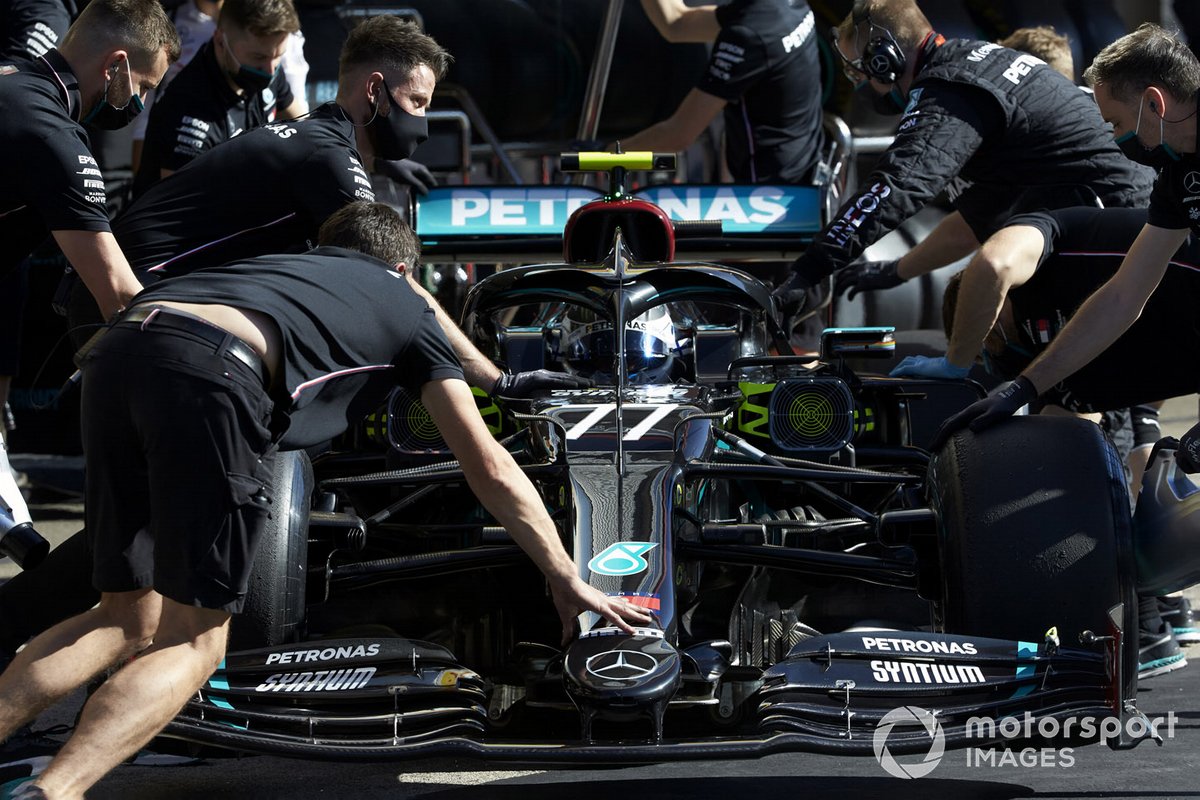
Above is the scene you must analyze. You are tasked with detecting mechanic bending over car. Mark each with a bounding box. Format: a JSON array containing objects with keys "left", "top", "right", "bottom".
[
  {"left": 0, "top": 202, "right": 653, "bottom": 800},
  {"left": 64, "top": 14, "right": 446, "bottom": 351},
  {"left": 937, "top": 25, "right": 1200, "bottom": 463},
  {"left": 0, "top": 11, "right": 583, "bottom": 725},
  {"left": 894, "top": 207, "right": 1191, "bottom": 496},
  {"left": 772, "top": 0, "right": 1154, "bottom": 314},
  {"left": 895, "top": 206, "right": 1200, "bottom": 676},
  {"left": 831, "top": 21, "right": 1076, "bottom": 305},
  {"left": 0, "top": 0, "right": 178, "bottom": 431},
  {"left": 131, "top": 0, "right": 306, "bottom": 198},
  {"left": 129, "top": 0, "right": 309, "bottom": 176}
]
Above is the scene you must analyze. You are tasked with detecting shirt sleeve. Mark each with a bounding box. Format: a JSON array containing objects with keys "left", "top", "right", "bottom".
[
  {"left": 696, "top": 23, "right": 768, "bottom": 102},
  {"left": 0, "top": 0, "right": 70, "bottom": 61},
  {"left": 794, "top": 81, "right": 1004, "bottom": 282},
  {"left": 17, "top": 127, "right": 111, "bottom": 232},
  {"left": 1147, "top": 168, "right": 1191, "bottom": 230},
  {"left": 395, "top": 307, "right": 465, "bottom": 394}
]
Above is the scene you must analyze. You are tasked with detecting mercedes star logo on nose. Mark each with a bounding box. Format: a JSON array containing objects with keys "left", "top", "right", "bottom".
[
  {"left": 1184, "top": 171, "right": 1200, "bottom": 194},
  {"left": 585, "top": 649, "right": 659, "bottom": 681}
]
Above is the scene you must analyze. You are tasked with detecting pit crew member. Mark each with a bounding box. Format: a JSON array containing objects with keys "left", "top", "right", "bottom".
[
  {"left": 773, "top": 0, "right": 1153, "bottom": 312},
  {"left": 0, "top": 202, "right": 655, "bottom": 800},
  {"left": 131, "top": 0, "right": 304, "bottom": 197},
  {"left": 129, "top": 0, "right": 308, "bottom": 172},
  {"left": 0, "top": 0, "right": 178, "bottom": 428},
  {"left": 936, "top": 25, "right": 1200, "bottom": 460},
  {"left": 623, "top": 0, "right": 824, "bottom": 184}
]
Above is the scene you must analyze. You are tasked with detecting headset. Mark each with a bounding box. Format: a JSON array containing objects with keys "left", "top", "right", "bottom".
[{"left": 849, "top": 0, "right": 906, "bottom": 84}]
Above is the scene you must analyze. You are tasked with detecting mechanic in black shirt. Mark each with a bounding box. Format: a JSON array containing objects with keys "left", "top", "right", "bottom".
[
  {"left": 623, "top": 0, "right": 824, "bottom": 184},
  {"left": 0, "top": 0, "right": 74, "bottom": 61},
  {"left": 773, "top": 0, "right": 1154, "bottom": 310},
  {"left": 0, "top": 0, "right": 178, "bottom": 422},
  {"left": 937, "top": 25, "right": 1200, "bottom": 461},
  {"left": 897, "top": 207, "right": 1200, "bottom": 415},
  {"left": 63, "top": 15, "right": 441, "bottom": 344},
  {"left": 0, "top": 202, "right": 654, "bottom": 799},
  {"left": 131, "top": 0, "right": 303, "bottom": 198}
]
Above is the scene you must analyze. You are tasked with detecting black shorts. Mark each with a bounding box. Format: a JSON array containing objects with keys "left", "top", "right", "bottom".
[{"left": 80, "top": 313, "right": 279, "bottom": 613}]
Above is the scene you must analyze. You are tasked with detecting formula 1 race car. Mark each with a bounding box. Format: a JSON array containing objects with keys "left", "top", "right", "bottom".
[{"left": 164, "top": 154, "right": 1185, "bottom": 763}]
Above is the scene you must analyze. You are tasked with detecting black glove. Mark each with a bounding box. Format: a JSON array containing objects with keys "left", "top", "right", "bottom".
[
  {"left": 1176, "top": 421, "right": 1200, "bottom": 473},
  {"left": 929, "top": 376, "right": 1038, "bottom": 451},
  {"left": 833, "top": 259, "right": 903, "bottom": 301},
  {"left": 375, "top": 158, "right": 436, "bottom": 195},
  {"left": 491, "top": 370, "right": 594, "bottom": 398},
  {"left": 771, "top": 271, "right": 813, "bottom": 321}
]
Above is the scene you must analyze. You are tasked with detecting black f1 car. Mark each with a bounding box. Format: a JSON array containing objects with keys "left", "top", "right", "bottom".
[{"left": 165, "top": 154, "right": 1190, "bottom": 763}]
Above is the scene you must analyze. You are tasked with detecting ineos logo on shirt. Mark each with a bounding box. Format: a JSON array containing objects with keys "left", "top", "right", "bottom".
[{"left": 1183, "top": 172, "right": 1200, "bottom": 194}]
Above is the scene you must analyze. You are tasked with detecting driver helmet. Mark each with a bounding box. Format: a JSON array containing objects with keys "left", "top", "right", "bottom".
[{"left": 560, "top": 305, "right": 687, "bottom": 384}]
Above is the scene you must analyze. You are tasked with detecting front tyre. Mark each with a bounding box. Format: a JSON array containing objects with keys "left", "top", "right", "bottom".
[
  {"left": 931, "top": 416, "right": 1135, "bottom": 645},
  {"left": 228, "top": 450, "right": 312, "bottom": 651}
]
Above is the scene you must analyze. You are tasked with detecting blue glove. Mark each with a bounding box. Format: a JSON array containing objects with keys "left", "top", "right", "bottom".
[
  {"left": 890, "top": 355, "right": 971, "bottom": 380},
  {"left": 929, "top": 376, "right": 1038, "bottom": 451}
]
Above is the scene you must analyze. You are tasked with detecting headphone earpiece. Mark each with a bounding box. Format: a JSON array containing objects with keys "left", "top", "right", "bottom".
[
  {"left": 862, "top": 34, "right": 905, "bottom": 83},
  {"left": 1150, "top": 100, "right": 1158, "bottom": 112},
  {"left": 849, "top": 3, "right": 905, "bottom": 84}
]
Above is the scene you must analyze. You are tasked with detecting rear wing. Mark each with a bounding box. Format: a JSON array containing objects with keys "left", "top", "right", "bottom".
[{"left": 415, "top": 183, "right": 825, "bottom": 264}]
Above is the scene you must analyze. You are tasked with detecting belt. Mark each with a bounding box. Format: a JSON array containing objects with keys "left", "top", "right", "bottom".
[{"left": 116, "top": 305, "right": 268, "bottom": 387}]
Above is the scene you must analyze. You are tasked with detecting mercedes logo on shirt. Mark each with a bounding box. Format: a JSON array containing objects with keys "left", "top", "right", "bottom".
[
  {"left": 585, "top": 649, "right": 659, "bottom": 681},
  {"left": 1184, "top": 171, "right": 1200, "bottom": 194}
]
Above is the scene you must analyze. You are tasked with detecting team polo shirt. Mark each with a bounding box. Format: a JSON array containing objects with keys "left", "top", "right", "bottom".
[
  {"left": 115, "top": 102, "right": 374, "bottom": 279},
  {"left": 133, "top": 246, "right": 464, "bottom": 448},
  {"left": 133, "top": 39, "right": 294, "bottom": 197},
  {"left": 699, "top": 0, "right": 823, "bottom": 183},
  {"left": 0, "top": 49, "right": 110, "bottom": 280}
]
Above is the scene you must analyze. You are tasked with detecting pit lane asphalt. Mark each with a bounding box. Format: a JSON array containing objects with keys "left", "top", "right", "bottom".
[{"left": 6, "top": 395, "right": 1200, "bottom": 799}]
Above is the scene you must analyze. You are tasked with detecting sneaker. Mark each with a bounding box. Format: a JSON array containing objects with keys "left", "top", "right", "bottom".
[
  {"left": 1139, "top": 623, "right": 1188, "bottom": 679},
  {"left": 0, "top": 777, "right": 41, "bottom": 800},
  {"left": 1157, "top": 596, "right": 1200, "bottom": 644},
  {"left": 0, "top": 777, "right": 47, "bottom": 800}
]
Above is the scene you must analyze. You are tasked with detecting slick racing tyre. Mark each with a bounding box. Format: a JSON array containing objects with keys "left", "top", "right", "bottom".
[
  {"left": 930, "top": 415, "right": 1135, "bottom": 645},
  {"left": 228, "top": 450, "right": 312, "bottom": 651}
]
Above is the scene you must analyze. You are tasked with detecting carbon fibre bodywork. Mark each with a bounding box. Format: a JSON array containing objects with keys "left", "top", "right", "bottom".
[{"left": 166, "top": 181, "right": 1147, "bottom": 762}]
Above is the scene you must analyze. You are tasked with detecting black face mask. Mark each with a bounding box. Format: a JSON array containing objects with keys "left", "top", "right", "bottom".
[
  {"left": 82, "top": 58, "right": 143, "bottom": 130},
  {"left": 222, "top": 35, "right": 274, "bottom": 94},
  {"left": 368, "top": 80, "right": 429, "bottom": 160}
]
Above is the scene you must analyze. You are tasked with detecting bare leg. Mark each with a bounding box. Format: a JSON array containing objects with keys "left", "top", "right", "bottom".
[
  {"left": 34, "top": 598, "right": 229, "bottom": 800},
  {"left": 0, "top": 590, "right": 159, "bottom": 741}
]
